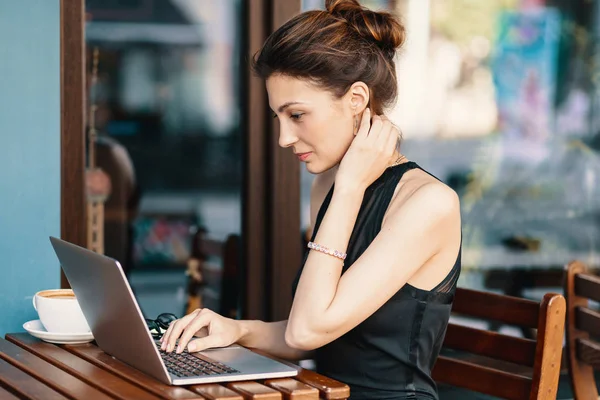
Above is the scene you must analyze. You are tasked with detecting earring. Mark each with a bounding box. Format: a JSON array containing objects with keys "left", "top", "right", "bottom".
[{"left": 354, "top": 115, "right": 359, "bottom": 136}]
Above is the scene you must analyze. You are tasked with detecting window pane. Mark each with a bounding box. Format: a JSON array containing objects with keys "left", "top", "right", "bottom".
[{"left": 85, "top": 0, "right": 244, "bottom": 319}]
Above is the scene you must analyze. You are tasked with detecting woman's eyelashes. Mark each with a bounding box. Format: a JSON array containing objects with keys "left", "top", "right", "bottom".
[{"left": 271, "top": 112, "right": 305, "bottom": 121}]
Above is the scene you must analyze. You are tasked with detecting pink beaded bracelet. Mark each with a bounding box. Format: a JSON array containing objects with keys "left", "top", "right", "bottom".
[{"left": 307, "top": 241, "right": 347, "bottom": 263}]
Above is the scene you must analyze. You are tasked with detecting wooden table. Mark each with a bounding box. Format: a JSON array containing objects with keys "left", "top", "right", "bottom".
[{"left": 0, "top": 333, "right": 350, "bottom": 400}]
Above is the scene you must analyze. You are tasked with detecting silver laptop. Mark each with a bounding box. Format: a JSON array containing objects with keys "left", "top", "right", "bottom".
[{"left": 49, "top": 236, "right": 298, "bottom": 385}]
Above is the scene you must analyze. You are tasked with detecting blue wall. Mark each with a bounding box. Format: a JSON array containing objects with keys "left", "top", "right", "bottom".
[{"left": 0, "top": 0, "right": 61, "bottom": 336}]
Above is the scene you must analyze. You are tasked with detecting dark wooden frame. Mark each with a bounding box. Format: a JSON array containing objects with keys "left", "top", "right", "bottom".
[
  {"left": 244, "top": 0, "right": 269, "bottom": 321},
  {"left": 60, "top": 0, "right": 87, "bottom": 289},
  {"left": 268, "top": 0, "right": 302, "bottom": 322},
  {"left": 244, "top": 0, "right": 302, "bottom": 321}
]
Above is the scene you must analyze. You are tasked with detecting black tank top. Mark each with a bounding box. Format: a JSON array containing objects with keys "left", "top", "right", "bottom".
[{"left": 293, "top": 161, "right": 461, "bottom": 400}]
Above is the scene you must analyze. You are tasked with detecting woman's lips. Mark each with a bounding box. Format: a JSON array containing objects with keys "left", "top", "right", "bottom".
[{"left": 296, "top": 152, "right": 311, "bottom": 161}]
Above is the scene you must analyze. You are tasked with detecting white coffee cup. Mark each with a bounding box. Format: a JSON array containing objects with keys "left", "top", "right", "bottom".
[{"left": 32, "top": 289, "right": 91, "bottom": 333}]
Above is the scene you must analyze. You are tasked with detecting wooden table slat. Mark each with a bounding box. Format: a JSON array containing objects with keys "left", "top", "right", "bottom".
[
  {"left": 294, "top": 369, "right": 350, "bottom": 399},
  {"left": 6, "top": 333, "right": 164, "bottom": 400},
  {"left": 2, "top": 334, "right": 349, "bottom": 400},
  {"left": 52, "top": 335, "right": 206, "bottom": 399},
  {"left": 0, "top": 383, "right": 21, "bottom": 400},
  {"left": 226, "top": 381, "right": 282, "bottom": 399},
  {"left": 248, "top": 348, "right": 348, "bottom": 399},
  {"left": 0, "top": 356, "right": 68, "bottom": 400},
  {"left": 264, "top": 378, "right": 319, "bottom": 400},
  {"left": 189, "top": 383, "right": 244, "bottom": 400},
  {"left": 0, "top": 337, "right": 113, "bottom": 399}
]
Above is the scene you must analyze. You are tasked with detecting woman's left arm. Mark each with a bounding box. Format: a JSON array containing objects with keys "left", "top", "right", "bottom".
[
  {"left": 286, "top": 180, "right": 458, "bottom": 350},
  {"left": 286, "top": 182, "right": 459, "bottom": 350}
]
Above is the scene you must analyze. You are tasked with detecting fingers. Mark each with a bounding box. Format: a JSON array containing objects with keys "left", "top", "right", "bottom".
[
  {"left": 187, "top": 335, "right": 222, "bottom": 353},
  {"left": 160, "top": 320, "right": 182, "bottom": 352},
  {"left": 160, "top": 309, "right": 200, "bottom": 352},
  {"left": 369, "top": 115, "right": 384, "bottom": 141},
  {"left": 160, "top": 319, "right": 176, "bottom": 347},
  {"left": 176, "top": 310, "right": 214, "bottom": 354},
  {"left": 356, "top": 110, "right": 395, "bottom": 147},
  {"left": 194, "top": 326, "right": 209, "bottom": 339},
  {"left": 386, "top": 125, "right": 400, "bottom": 156},
  {"left": 385, "top": 123, "right": 399, "bottom": 158},
  {"left": 356, "top": 108, "right": 371, "bottom": 139},
  {"left": 375, "top": 117, "right": 394, "bottom": 152},
  {"left": 367, "top": 114, "right": 395, "bottom": 159}
]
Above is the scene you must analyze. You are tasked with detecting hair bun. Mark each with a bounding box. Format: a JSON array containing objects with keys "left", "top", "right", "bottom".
[
  {"left": 326, "top": 0, "right": 362, "bottom": 14},
  {"left": 325, "top": 0, "right": 405, "bottom": 57}
]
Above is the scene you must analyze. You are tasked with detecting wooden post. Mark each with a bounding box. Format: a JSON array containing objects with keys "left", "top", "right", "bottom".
[
  {"left": 268, "top": 0, "right": 302, "bottom": 322},
  {"left": 60, "top": 0, "right": 87, "bottom": 288},
  {"left": 244, "top": 0, "right": 302, "bottom": 321}
]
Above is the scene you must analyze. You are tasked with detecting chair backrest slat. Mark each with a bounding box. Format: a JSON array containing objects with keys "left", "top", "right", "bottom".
[
  {"left": 187, "top": 231, "right": 240, "bottom": 318},
  {"left": 576, "top": 307, "right": 600, "bottom": 338},
  {"left": 443, "top": 323, "right": 536, "bottom": 366},
  {"left": 433, "top": 356, "right": 532, "bottom": 400},
  {"left": 575, "top": 273, "right": 600, "bottom": 303},
  {"left": 434, "top": 288, "right": 566, "bottom": 400},
  {"left": 564, "top": 260, "right": 600, "bottom": 400},
  {"left": 577, "top": 338, "right": 600, "bottom": 368},
  {"left": 452, "top": 288, "right": 540, "bottom": 328}
]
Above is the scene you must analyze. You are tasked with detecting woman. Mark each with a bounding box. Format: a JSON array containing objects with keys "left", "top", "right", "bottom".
[{"left": 161, "top": 1, "right": 461, "bottom": 398}]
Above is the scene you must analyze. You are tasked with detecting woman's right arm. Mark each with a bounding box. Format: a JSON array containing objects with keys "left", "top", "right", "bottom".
[
  {"left": 162, "top": 171, "right": 335, "bottom": 360},
  {"left": 235, "top": 171, "right": 336, "bottom": 360},
  {"left": 160, "top": 309, "right": 312, "bottom": 361},
  {"left": 236, "top": 168, "right": 335, "bottom": 360},
  {"left": 237, "top": 319, "right": 313, "bottom": 360}
]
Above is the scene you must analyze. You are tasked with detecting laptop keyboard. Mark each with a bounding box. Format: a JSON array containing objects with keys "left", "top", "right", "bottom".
[{"left": 156, "top": 343, "right": 239, "bottom": 378}]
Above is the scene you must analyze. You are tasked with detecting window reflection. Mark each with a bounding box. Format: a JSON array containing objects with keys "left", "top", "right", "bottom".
[{"left": 85, "top": 0, "right": 243, "bottom": 319}]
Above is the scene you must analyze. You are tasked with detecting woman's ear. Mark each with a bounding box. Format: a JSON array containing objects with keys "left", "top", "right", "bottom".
[{"left": 347, "top": 81, "right": 370, "bottom": 115}]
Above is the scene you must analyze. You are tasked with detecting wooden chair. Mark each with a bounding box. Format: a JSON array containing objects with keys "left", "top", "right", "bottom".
[
  {"left": 186, "top": 229, "right": 241, "bottom": 318},
  {"left": 564, "top": 260, "right": 600, "bottom": 400},
  {"left": 432, "top": 288, "right": 566, "bottom": 399},
  {"left": 484, "top": 268, "right": 565, "bottom": 339}
]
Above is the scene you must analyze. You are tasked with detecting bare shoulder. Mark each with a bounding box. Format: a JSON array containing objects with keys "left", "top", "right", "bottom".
[
  {"left": 385, "top": 167, "right": 460, "bottom": 223},
  {"left": 413, "top": 175, "right": 459, "bottom": 215}
]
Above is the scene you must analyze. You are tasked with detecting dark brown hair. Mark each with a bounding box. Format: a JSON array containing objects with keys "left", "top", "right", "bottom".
[{"left": 252, "top": 0, "right": 406, "bottom": 114}]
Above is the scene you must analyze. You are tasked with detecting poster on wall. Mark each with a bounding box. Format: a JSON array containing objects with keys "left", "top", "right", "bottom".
[{"left": 492, "top": 8, "right": 561, "bottom": 164}]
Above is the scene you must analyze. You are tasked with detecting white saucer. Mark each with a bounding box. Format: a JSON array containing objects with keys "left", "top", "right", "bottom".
[{"left": 23, "top": 320, "right": 94, "bottom": 344}]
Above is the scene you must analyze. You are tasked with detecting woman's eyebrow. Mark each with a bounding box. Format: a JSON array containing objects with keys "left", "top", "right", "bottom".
[{"left": 277, "top": 101, "right": 306, "bottom": 113}]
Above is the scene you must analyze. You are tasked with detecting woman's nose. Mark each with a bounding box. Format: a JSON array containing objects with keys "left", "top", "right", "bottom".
[{"left": 277, "top": 125, "right": 298, "bottom": 148}]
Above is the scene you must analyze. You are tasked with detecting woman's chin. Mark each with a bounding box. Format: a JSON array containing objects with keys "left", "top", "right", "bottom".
[
  {"left": 304, "top": 161, "right": 322, "bottom": 175},
  {"left": 304, "top": 160, "right": 334, "bottom": 175}
]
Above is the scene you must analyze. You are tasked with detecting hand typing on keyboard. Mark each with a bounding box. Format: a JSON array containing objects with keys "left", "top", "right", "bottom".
[{"left": 160, "top": 308, "right": 243, "bottom": 354}]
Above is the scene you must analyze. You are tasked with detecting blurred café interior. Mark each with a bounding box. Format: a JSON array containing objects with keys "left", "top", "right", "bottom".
[{"left": 3, "top": 0, "right": 600, "bottom": 397}]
